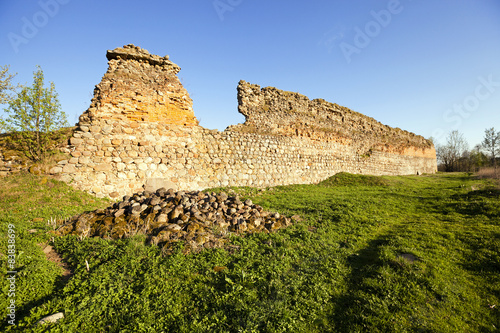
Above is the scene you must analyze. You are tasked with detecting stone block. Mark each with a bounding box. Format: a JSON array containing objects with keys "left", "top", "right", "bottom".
[
  {"left": 79, "top": 156, "right": 91, "bottom": 164},
  {"left": 94, "top": 164, "right": 113, "bottom": 172},
  {"left": 90, "top": 125, "right": 101, "bottom": 133},
  {"left": 49, "top": 166, "right": 63, "bottom": 174},
  {"left": 62, "top": 164, "right": 77, "bottom": 173},
  {"left": 144, "top": 178, "right": 177, "bottom": 192},
  {"left": 70, "top": 137, "right": 83, "bottom": 145}
]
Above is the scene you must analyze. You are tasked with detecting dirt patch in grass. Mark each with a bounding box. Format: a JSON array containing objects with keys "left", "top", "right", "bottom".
[
  {"left": 399, "top": 253, "right": 418, "bottom": 263},
  {"left": 39, "top": 243, "right": 73, "bottom": 280}
]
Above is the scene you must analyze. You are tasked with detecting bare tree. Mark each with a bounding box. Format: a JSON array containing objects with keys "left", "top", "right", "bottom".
[
  {"left": 436, "top": 130, "right": 469, "bottom": 172},
  {"left": 481, "top": 127, "right": 500, "bottom": 168}
]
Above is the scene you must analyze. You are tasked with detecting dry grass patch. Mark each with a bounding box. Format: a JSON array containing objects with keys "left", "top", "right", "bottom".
[{"left": 476, "top": 167, "right": 500, "bottom": 183}]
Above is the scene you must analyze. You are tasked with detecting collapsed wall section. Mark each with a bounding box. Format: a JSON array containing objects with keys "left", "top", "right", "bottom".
[
  {"left": 234, "top": 80, "right": 435, "bottom": 158},
  {"left": 54, "top": 45, "right": 437, "bottom": 198}
]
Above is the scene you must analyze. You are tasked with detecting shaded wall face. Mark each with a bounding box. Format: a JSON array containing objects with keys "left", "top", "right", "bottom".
[{"left": 60, "top": 120, "right": 437, "bottom": 198}]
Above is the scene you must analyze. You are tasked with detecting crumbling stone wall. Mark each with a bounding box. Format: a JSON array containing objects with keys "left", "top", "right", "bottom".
[
  {"left": 233, "top": 80, "right": 434, "bottom": 158},
  {"left": 53, "top": 45, "right": 437, "bottom": 198},
  {"left": 78, "top": 44, "right": 197, "bottom": 126}
]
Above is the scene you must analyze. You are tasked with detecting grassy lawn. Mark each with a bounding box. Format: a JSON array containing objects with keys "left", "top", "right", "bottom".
[{"left": 0, "top": 172, "right": 499, "bottom": 332}]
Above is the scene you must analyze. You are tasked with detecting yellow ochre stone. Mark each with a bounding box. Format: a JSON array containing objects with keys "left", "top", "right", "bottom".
[{"left": 78, "top": 44, "right": 197, "bottom": 126}]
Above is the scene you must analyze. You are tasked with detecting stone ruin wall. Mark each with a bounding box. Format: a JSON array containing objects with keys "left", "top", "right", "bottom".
[
  {"left": 53, "top": 45, "right": 437, "bottom": 198},
  {"left": 79, "top": 45, "right": 197, "bottom": 126},
  {"left": 233, "top": 81, "right": 435, "bottom": 159}
]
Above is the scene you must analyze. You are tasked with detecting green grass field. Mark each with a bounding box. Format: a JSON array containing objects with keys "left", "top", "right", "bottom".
[{"left": 1, "top": 172, "right": 499, "bottom": 332}]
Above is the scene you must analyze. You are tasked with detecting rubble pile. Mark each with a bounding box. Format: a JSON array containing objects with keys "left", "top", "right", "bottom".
[{"left": 57, "top": 188, "right": 293, "bottom": 253}]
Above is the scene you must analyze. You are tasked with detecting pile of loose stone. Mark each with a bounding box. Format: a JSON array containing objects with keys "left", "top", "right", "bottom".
[{"left": 56, "top": 188, "right": 293, "bottom": 253}]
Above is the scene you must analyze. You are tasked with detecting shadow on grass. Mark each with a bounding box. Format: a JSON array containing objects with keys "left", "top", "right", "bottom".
[
  {"left": 449, "top": 189, "right": 500, "bottom": 219},
  {"left": 0, "top": 270, "right": 71, "bottom": 332},
  {"left": 328, "top": 231, "right": 394, "bottom": 332},
  {"left": 326, "top": 225, "right": 435, "bottom": 333},
  {"left": 458, "top": 230, "right": 500, "bottom": 331},
  {"left": 328, "top": 220, "right": 500, "bottom": 332},
  {"left": 459, "top": 230, "right": 500, "bottom": 277}
]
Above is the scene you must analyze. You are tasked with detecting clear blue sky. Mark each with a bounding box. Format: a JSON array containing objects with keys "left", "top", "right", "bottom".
[{"left": 1, "top": 0, "right": 499, "bottom": 147}]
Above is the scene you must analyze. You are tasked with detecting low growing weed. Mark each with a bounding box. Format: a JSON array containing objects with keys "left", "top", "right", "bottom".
[{"left": 0, "top": 172, "right": 498, "bottom": 332}]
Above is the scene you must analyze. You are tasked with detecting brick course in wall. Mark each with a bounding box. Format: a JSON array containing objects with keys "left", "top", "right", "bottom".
[{"left": 53, "top": 45, "right": 437, "bottom": 198}]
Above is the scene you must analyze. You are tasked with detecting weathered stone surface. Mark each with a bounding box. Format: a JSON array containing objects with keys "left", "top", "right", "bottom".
[
  {"left": 234, "top": 80, "right": 435, "bottom": 158},
  {"left": 70, "top": 137, "right": 83, "bottom": 145},
  {"left": 62, "top": 164, "right": 77, "bottom": 173},
  {"left": 94, "top": 164, "right": 112, "bottom": 172},
  {"left": 56, "top": 44, "right": 437, "bottom": 199},
  {"left": 49, "top": 166, "right": 63, "bottom": 174},
  {"left": 78, "top": 44, "right": 197, "bottom": 126},
  {"left": 144, "top": 178, "right": 177, "bottom": 192}
]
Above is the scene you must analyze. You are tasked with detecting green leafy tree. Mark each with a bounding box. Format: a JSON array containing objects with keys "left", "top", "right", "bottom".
[
  {"left": 0, "top": 65, "right": 18, "bottom": 104},
  {"left": 0, "top": 65, "right": 20, "bottom": 133},
  {"left": 481, "top": 127, "right": 500, "bottom": 167},
  {"left": 3, "top": 66, "right": 68, "bottom": 161},
  {"left": 469, "top": 144, "right": 489, "bottom": 170}
]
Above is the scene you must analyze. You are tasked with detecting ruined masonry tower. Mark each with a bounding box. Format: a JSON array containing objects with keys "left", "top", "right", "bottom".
[
  {"left": 55, "top": 44, "right": 437, "bottom": 198},
  {"left": 79, "top": 45, "right": 197, "bottom": 125}
]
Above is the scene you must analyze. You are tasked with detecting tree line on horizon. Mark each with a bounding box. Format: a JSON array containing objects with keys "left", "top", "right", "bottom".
[{"left": 434, "top": 129, "right": 499, "bottom": 174}]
